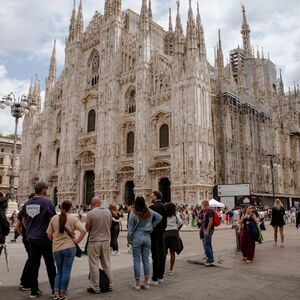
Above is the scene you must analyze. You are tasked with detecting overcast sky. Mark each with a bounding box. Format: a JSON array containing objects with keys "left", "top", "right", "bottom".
[{"left": 1, "top": 0, "right": 299, "bottom": 135}]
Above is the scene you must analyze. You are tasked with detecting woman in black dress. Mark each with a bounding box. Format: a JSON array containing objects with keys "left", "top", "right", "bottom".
[
  {"left": 270, "top": 199, "right": 285, "bottom": 247},
  {"left": 109, "top": 203, "right": 122, "bottom": 255}
]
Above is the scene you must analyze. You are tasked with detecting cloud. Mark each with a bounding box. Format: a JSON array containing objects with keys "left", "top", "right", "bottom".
[{"left": 0, "top": 65, "right": 30, "bottom": 135}]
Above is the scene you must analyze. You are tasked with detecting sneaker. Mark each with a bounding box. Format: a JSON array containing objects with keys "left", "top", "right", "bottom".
[
  {"left": 108, "top": 284, "right": 113, "bottom": 292},
  {"left": 132, "top": 284, "right": 141, "bottom": 290},
  {"left": 52, "top": 296, "right": 59, "bottom": 300},
  {"left": 273, "top": 242, "right": 277, "bottom": 247},
  {"left": 149, "top": 280, "right": 158, "bottom": 286},
  {"left": 141, "top": 283, "right": 150, "bottom": 289},
  {"left": 29, "top": 289, "right": 43, "bottom": 298},
  {"left": 246, "top": 260, "right": 252, "bottom": 264},
  {"left": 280, "top": 243, "right": 285, "bottom": 248},
  {"left": 158, "top": 279, "right": 164, "bottom": 284},
  {"left": 205, "top": 262, "right": 215, "bottom": 267},
  {"left": 19, "top": 285, "right": 31, "bottom": 291},
  {"left": 87, "top": 287, "right": 100, "bottom": 294},
  {"left": 168, "top": 270, "right": 174, "bottom": 275}
]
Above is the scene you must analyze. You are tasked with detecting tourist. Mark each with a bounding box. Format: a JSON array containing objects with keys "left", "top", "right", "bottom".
[
  {"left": 109, "top": 203, "right": 122, "bottom": 255},
  {"left": 163, "top": 202, "right": 183, "bottom": 275},
  {"left": 86, "top": 197, "right": 113, "bottom": 294},
  {"left": 127, "top": 196, "right": 162, "bottom": 290},
  {"left": 20, "top": 181, "right": 56, "bottom": 298},
  {"left": 270, "top": 199, "right": 285, "bottom": 247},
  {"left": 149, "top": 191, "right": 167, "bottom": 285},
  {"left": 47, "top": 200, "right": 86, "bottom": 300},
  {"left": 0, "top": 196, "right": 10, "bottom": 257},
  {"left": 197, "top": 205, "right": 206, "bottom": 260},
  {"left": 15, "top": 193, "right": 35, "bottom": 291},
  {"left": 201, "top": 200, "right": 215, "bottom": 266},
  {"left": 240, "top": 205, "right": 259, "bottom": 263}
]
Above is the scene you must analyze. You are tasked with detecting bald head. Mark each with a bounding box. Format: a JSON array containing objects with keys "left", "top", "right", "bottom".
[
  {"left": 202, "top": 200, "right": 209, "bottom": 209},
  {"left": 91, "top": 197, "right": 101, "bottom": 208}
]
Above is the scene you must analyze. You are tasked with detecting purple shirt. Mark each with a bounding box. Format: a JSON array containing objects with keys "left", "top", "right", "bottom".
[{"left": 21, "top": 197, "right": 56, "bottom": 242}]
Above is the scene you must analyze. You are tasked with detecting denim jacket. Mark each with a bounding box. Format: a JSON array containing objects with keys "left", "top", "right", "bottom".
[{"left": 127, "top": 209, "right": 162, "bottom": 246}]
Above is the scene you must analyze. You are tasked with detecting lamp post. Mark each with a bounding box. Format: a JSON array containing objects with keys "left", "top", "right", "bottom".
[
  {"left": 263, "top": 154, "right": 280, "bottom": 204},
  {"left": 0, "top": 92, "right": 36, "bottom": 200}
]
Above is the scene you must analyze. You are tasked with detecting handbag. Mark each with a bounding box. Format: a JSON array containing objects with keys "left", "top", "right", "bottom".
[
  {"left": 175, "top": 214, "right": 184, "bottom": 255},
  {"left": 64, "top": 227, "right": 83, "bottom": 258}
]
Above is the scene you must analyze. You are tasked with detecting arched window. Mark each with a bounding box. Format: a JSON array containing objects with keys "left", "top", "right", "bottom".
[
  {"left": 125, "top": 88, "right": 136, "bottom": 114},
  {"left": 56, "top": 148, "right": 60, "bottom": 166},
  {"left": 88, "top": 50, "right": 100, "bottom": 87},
  {"left": 127, "top": 131, "right": 135, "bottom": 155},
  {"left": 38, "top": 152, "right": 41, "bottom": 170},
  {"left": 87, "top": 109, "right": 96, "bottom": 132},
  {"left": 56, "top": 111, "right": 62, "bottom": 134},
  {"left": 159, "top": 124, "right": 169, "bottom": 148}
]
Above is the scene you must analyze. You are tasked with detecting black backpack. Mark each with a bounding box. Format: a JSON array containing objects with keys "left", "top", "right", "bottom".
[{"left": 88, "top": 268, "right": 110, "bottom": 293}]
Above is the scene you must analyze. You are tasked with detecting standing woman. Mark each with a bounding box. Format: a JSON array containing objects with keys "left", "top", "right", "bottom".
[
  {"left": 127, "top": 197, "right": 162, "bottom": 290},
  {"left": 240, "top": 205, "right": 259, "bottom": 263},
  {"left": 270, "top": 199, "right": 285, "bottom": 247},
  {"left": 163, "top": 203, "right": 183, "bottom": 275},
  {"left": 109, "top": 203, "right": 122, "bottom": 255},
  {"left": 47, "top": 201, "right": 86, "bottom": 300}
]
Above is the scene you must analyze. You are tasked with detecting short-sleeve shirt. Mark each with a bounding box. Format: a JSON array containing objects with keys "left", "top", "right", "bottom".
[
  {"left": 86, "top": 207, "right": 112, "bottom": 242},
  {"left": 21, "top": 197, "right": 56, "bottom": 242},
  {"left": 47, "top": 214, "right": 86, "bottom": 252},
  {"left": 203, "top": 209, "right": 214, "bottom": 230}
]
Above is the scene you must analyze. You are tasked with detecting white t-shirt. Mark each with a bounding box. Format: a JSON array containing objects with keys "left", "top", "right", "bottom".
[{"left": 166, "top": 212, "right": 183, "bottom": 231}]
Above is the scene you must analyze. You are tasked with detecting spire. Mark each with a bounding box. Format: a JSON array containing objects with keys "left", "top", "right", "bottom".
[
  {"left": 139, "top": 0, "right": 149, "bottom": 31},
  {"left": 148, "top": 0, "right": 152, "bottom": 19},
  {"left": 48, "top": 40, "right": 57, "bottom": 82},
  {"left": 28, "top": 78, "right": 34, "bottom": 100},
  {"left": 217, "top": 29, "right": 224, "bottom": 71},
  {"left": 241, "top": 4, "right": 251, "bottom": 58},
  {"left": 168, "top": 8, "right": 173, "bottom": 31},
  {"left": 279, "top": 69, "right": 284, "bottom": 96},
  {"left": 112, "top": 0, "right": 121, "bottom": 16},
  {"left": 76, "top": 0, "right": 83, "bottom": 38},
  {"left": 256, "top": 45, "right": 260, "bottom": 59},
  {"left": 175, "top": 0, "right": 183, "bottom": 35},
  {"left": 261, "top": 47, "right": 264, "bottom": 59},
  {"left": 196, "top": 2, "right": 206, "bottom": 59},
  {"left": 68, "top": 0, "right": 77, "bottom": 42},
  {"left": 186, "top": 0, "right": 197, "bottom": 51}
]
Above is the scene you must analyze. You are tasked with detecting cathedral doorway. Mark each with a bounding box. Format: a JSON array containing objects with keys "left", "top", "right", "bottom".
[
  {"left": 84, "top": 170, "right": 95, "bottom": 206},
  {"left": 125, "top": 181, "right": 135, "bottom": 206},
  {"left": 159, "top": 177, "right": 171, "bottom": 203},
  {"left": 53, "top": 186, "right": 58, "bottom": 207}
]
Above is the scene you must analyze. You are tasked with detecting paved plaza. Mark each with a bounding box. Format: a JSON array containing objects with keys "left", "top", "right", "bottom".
[{"left": 1, "top": 224, "right": 299, "bottom": 300}]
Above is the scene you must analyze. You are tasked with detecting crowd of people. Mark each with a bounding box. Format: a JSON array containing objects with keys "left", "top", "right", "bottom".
[{"left": 0, "top": 184, "right": 300, "bottom": 299}]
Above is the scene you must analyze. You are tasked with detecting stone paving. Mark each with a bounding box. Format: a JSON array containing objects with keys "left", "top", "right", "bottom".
[{"left": 0, "top": 225, "right": 299, "bottom": 300}]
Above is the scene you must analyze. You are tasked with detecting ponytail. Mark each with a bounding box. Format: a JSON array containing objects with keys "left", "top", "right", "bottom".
[{"left": 58, "top": 200, "right": 73, "bottom": 233}]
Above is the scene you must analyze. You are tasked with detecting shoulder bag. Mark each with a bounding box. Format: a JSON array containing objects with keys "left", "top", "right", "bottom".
[{"left": 64, "top": 226, "right": 83, "bottom": 258}]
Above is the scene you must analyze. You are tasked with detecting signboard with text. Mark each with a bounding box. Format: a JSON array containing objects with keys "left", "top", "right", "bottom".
[{"left": 218, "top": 184, "right": 250, "bottom": 197}]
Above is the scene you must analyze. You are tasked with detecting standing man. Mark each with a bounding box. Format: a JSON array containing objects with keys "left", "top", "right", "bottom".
[
  {"left": 149, "top": 191, "right": 167, "bottom": 285},
  {"left": 201, "top": 200, "right": 215, "bottom": 266},
  {"left": 20, "top": 182, "right": 56, "bottom": 298},
  {"left": 86, "top": 197, "right": 112, "bottom": 294}
]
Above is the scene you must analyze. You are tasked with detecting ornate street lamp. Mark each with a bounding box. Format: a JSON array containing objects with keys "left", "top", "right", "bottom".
[
  {"left": 263, "top": 154, "right": 280, "bottom": 204},
  {"left": 0, "top": 92, "right": 37, "bottom": 200}
]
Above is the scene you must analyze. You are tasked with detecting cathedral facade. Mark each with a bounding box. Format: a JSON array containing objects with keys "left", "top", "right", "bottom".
[{"left": 18, "top": 0, "right": 300, "bottom": 207}]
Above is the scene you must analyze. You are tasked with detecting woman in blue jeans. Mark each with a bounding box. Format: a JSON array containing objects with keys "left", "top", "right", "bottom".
[
  {"left": 127, "top": 197, "right": 162, "bottom": 290},
  {"left": 47, "top": 201, "right": 86, "bottom": 299}
]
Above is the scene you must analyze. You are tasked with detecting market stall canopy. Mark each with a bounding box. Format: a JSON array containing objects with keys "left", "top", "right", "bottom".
[{"left": 209, "top": 199, "right": 225, "bottom": 208}]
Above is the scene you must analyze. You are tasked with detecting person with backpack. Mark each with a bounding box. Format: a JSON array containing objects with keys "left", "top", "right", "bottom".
[
  {"left": 240, "top": 205, "right": 259, "bottom": 263},
  {"left": 149, "top": 191, "right": 167, "bottom": 285},
  {"left": 201, "top": 200, "right": 216, "bottom": 266}
]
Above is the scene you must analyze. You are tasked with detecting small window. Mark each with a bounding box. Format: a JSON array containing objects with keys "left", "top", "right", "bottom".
[
  {"left": 38, "top": 152, "right": 41, "bottom": 170},
  {"left": 87, "top": 109, "right": 96, "bottom": 132},
  {"left": 0, "top": 157, "right": 3, "bottom": 164},
  {"left": 56, "top": 111, "right": 62, "bottom": 134},
  {"left": 1, "top": 149, "right": 4, "bottom": 152},
  {"left": 56, "top": 148, "right": 60, "bottom": 166},
  {"left": 11, "top": 159, "right": 13, "bottom": 166},
  {"left": 159, "top": 124, "right": 169, "bottom": 148},
  {"left": 126, "top": 131, "right": 135, "bottom": 155},
  {"left": 0, "top": 175, "right": 2, "bottom": 184}
]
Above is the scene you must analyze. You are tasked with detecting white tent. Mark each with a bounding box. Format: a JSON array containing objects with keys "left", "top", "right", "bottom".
[{"left": 209, "top": 199, "right": 225, "bottom": 208}]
